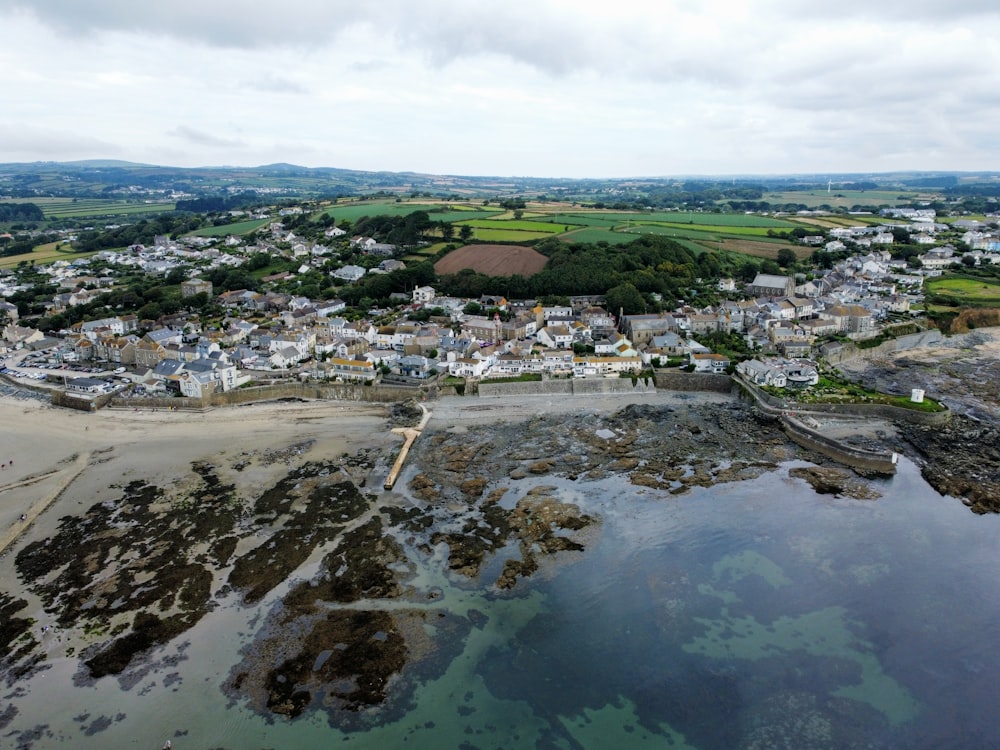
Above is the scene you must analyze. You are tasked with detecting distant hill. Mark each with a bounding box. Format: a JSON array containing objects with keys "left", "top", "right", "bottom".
[{"left": 1, "top": 160, "right": 998, "bottom": 205}]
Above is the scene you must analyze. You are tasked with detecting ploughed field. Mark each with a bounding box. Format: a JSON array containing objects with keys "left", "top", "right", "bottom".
[{"left": 434, "top": 244, "right": 548, "bottom": 277}]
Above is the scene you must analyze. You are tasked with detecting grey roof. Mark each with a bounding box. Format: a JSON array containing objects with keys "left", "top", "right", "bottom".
[
  {"left": 185, "top": 359, "right": 217, "bottom": 373},
  {"left": 68, "top": 377, "right": 108, "bottom": 388},
  {"left": 750, "top": 274, "right": 791, "bottom": 289},
  {"left": 146, "top": 328, "right": 179, "bottom": 343},
  {"left": 152, "top": 359, "right": 185, "bottom": 376}
]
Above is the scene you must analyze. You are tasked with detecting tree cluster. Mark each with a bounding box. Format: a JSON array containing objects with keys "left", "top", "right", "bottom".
[
  {"left": 0, "top": 203, "right": 44, "bottom": 222},
  {"left": 435, "top": 235, "right": 730, "bottom": 310}
]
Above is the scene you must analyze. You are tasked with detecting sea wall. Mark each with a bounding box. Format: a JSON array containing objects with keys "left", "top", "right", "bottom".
[
  {"left": 781, "top": 416, "right": 898, "bottom": 474},
  {"left": 653, "top": 371, "right": 734, "bottom": 393},
  {"left": 478, "top": 378, "right": 657, "bottom": 398},
  {"left": 733, "top": 374, "right": 950, "bottom": 426},
  {"left": 210, "top": 382, "right": 423, "bottom": 406},
  {"left": 109, "top": 395, "right": 207, "bottom": 411},
  {"left": 823, "top": 330, "right": 944, "bottom": 365},
  {"left": 478, "top": 380, "right": 572, "bottom": 398},
  {"left": 106, "top": 382, "right": 426, "bottom": 411},
  {"left": 50, "top": 390, "right": 115, "bottom": 412}
]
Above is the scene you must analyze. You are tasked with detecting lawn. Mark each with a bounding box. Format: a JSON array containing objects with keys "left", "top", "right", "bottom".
[{"left": 925, "top": 276, "right": 1000, "bottom": 305}]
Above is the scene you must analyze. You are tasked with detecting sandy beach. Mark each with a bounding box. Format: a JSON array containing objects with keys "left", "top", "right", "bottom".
[
  {"left": 0, "top": 397, "right": 394, "bottom": 557},
  {"left": 0, "top": 385, "right": 887, "bottom": 553}
]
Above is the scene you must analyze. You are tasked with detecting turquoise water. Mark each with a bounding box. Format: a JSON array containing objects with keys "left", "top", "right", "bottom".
[{"left": 5, "top": 456, "right": 1000, "bottom": 749}]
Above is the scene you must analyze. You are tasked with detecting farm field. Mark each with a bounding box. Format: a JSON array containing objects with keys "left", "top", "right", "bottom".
[
  {"left": 319, "top": 200, "right": 502, "bottom": 224},
  {"left": 403, "top": 242, "right": 450, "bottom": 262},
  {"left": 763, "top": 190, "right": 931, "bottom": 209},
  {"left": 558, "top": 228, "right": 635, "bottom": 244},
  {"left": 465, "top": 228, "right": 553, "bottom": 242},
  {"left": 718, "top": 238, "right": 813, "bottom": 260},
  {"left": 540, "top": 214, "right": 619, "bottom": 228},
  {"left": 429, "top": 209, "right": 505, "bottom": 223},
  {"left": 0, "top": 197, "right": 175, "bottom": 219},
  {"left": 456, "top": 219, "right": 565, "bottom": 233},
  {"left": 187, "top": 218, "right": 270, "bottom": 237},
  {"left": 925, "top": 276, "right": 1000, "bottom": 305},
  {"left": 565, "top": 210, "right": 802, "bottom": 228},
  {"left": 0, "top": 241, "right": 100, "bottom": 269},
  {"left": 634, "top": 221, "right": 780, "bottom": 237},
  {"left": 434, "top": 244, "right": 548, "bottom": 277}
]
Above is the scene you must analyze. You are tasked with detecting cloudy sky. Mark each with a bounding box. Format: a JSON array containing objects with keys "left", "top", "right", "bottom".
[{"left": 1, "top": 1, "right": 998, "bottom": 177}]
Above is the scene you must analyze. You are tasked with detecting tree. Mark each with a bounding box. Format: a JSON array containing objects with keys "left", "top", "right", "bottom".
[
  {"left": 776, "top": 248, "right": 797, "bottom": 269},
  {"left": 513, "top": 209, "right": 524, "bottom": 220},
  {"left": 459, "top": 225, "right": 473, "bottom": 242},
  {"left": 760, "top": 259, "right": 781, "bottom": 275},
  {"left": 605, "top": 283, "right": 646, "bottom": 315},
  {"left": 891, "top": 227, "right": 912, "bottom": 244},
  {"left": 440, "top": 222, "right": 455, "bottom": 242}
]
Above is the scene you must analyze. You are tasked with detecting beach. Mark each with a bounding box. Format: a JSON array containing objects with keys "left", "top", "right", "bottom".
[
  {"left": 0, "top": 397, "right": 393, "bottom": 556},
  {"left": 2, "top": 372, "right": 1000, "bottom": 746}
]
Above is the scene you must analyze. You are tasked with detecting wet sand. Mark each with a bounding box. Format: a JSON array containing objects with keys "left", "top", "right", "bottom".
[{"left": 0, "top": 397, "right": 394, "bottom": 556}]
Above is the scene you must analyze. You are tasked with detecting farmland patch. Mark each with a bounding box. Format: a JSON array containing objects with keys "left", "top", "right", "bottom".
[{"left": 434, "top": 244, "right": 548, "bottom": 277}]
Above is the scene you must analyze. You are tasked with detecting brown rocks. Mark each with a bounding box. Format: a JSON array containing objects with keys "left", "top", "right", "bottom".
[
  {"left": 459, "top": 477, "right": 488, "bottom": 498},
  {"left": 408, "top": 473, "right": 440, "bottom": 501},
  {"left": 789, "top": 467, "right": 881, "bottom": 500}
]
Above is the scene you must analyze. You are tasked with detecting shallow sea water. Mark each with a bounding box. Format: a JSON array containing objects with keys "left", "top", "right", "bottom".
[{"left": 5, "top": 456, "right": 1000, "bottom": 749}]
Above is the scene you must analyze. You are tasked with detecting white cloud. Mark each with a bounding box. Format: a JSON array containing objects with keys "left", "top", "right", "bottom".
[
  {"left": 167, "top": 126, "right": 247, "bottom": 149},
  {"left": 0, "top": 124, "right": 122, "bottom": 160},
  {"left": 0, "top": 1, "right": 998, "bottom": 175}
]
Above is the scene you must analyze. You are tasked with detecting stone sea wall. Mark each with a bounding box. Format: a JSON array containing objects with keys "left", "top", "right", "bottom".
[
  {"left": 733, "top": 375, "right": 949, "bottom": 426},
  {"left": 653, "top": 371, "right": 734, "bottom": 393},
  {"left": 478, "top": 378, "right": 657, "bottom": 398},
  {"left": 781, "top": 415, "right": 898, "bottom": 474},
  {"left": 211, "top": 382, "right": 421, "bottom": 406},
  {"left": 823, "top": 330, "right": 944, "bottom": 365}
]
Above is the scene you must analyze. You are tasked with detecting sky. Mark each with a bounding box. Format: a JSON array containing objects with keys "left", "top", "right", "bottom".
[{"left": 1, "top": 0, "right": 999, "bottom": 178}]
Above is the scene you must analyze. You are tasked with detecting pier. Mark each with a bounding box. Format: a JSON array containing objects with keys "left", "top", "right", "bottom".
[{"left": 384, "top": 403, "right": 431, "bottom": 490}]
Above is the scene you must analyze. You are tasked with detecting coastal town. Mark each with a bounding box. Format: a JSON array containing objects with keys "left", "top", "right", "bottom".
[{"left": 2, "top": 201, "right": 997, "bottom": 407}]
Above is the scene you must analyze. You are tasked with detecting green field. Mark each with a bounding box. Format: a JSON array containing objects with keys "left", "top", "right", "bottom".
[
  {"left": 428, "top": 209, "right": 505, "bottom": 223},
  {"left": 467, "top": 228, "right": 554, "bottom": 242},
  {"left": 564, "top": 210, "right": 801, "bottom": 228},
  {"left": 0, "top": 197, "right": 176, "bottom": 219},
  {"left": 633, "top": 221, "right": 781, "bottom": 237},
  {"left": 925, "top": 276, "right": 1000, "bottom": 305},
  {"left": 559, "top": 228, "right": 635, "bottom": 245},
  {"left": 313, "top": 201, "right": 815, "bottom": 259},
  {"left": 187, "top": 218, "right": 271, "bottom": 237},
  {"left": 0, "top": 241, "right": 101, "bottom": 269},
  {"left": 763, "top": 190, "right": 930, "bottom": 209},
  {"left": 319, "top": 200, "right": 504, "bottom": 224},
  {"left": 540, "top": 214, "right": 620, "bottom": 227},
  {"left": 457, "top": 219, "right": 566, "bottom": 233}
]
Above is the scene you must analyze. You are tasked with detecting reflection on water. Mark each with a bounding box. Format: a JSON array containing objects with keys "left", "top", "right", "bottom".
[{"left": 5, "top": 457, "right": 1000, "bottom": 749}]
